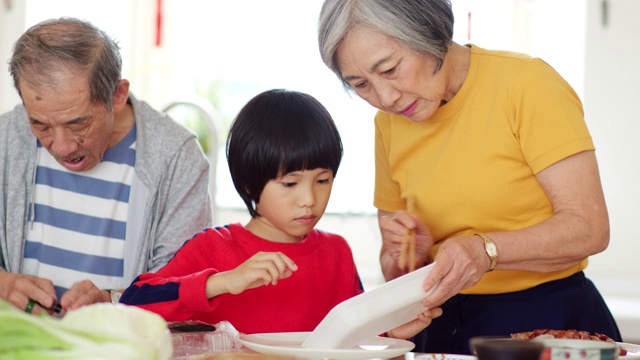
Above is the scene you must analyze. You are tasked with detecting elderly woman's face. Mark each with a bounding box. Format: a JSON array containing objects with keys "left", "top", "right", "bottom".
[{"left": 336, "top": 26, "right": 448, "bottom": 123}]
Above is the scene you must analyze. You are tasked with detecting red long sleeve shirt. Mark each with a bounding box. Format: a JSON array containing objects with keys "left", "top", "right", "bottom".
[{"left": 121, "top": 223, "right": 363, "bottom": 334}]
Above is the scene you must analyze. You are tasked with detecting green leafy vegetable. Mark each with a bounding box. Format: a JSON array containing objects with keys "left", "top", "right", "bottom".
[{"left": 0, "top": 300, "right": 172, "bottom": 359}]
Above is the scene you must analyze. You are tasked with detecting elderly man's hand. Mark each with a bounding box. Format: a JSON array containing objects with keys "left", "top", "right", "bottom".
[
  {"left": 0, "top": 270, "right": 57, "bottom": 314},
  {"left": 60, "top": 280, "right": 111, "bottom": 310}
]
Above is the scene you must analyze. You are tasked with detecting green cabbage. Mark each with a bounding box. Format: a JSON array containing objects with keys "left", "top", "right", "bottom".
[{"left": 0, "top": 300, "right": 172, "bottom": 359}]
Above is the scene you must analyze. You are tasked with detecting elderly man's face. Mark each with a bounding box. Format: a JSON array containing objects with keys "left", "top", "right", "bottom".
[{"left": 19, "top": 74, "right": 118, "bottom": 172}]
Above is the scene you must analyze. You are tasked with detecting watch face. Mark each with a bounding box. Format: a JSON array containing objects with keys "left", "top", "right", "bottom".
[
  {"left": 486, "top": 242, "right": 498, "bottom": 257},
  {"left": 111, "top": 290, "right": 123, "bottom": 304}
]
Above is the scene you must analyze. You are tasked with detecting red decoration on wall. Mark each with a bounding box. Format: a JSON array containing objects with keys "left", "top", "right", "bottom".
[
  {"left": 155, "top": 0, "right": 163, "bottom": 46},
  {"left": 467, "top": 11, "right": 471, "bottom": 41}
]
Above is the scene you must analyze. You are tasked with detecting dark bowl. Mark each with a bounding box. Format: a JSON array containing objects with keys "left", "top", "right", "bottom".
[{"left": 470, "top": 336, "right": 545, "bottom": 360}]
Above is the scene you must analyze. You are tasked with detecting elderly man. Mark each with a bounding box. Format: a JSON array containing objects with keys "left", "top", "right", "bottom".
[{"left": 0, "top": 17, "right": 212, "bottom": 314}]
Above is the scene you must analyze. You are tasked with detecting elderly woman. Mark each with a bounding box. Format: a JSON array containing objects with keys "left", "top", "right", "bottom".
[{"left": 318, "top": 0, "right": 621, "bottom": 354}]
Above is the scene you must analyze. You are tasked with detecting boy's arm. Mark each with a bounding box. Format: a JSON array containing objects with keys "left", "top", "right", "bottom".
[
  {"left": 205, "top": 251, "right": 298, "bottom": 297},
  {"left": 120, "top": 268, "right": 221, "bottom": 321}
]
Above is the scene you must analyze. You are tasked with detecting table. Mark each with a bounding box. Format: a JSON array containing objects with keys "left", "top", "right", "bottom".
[{"left": 182, "top": 350, "right": 447, "bottom": 360}]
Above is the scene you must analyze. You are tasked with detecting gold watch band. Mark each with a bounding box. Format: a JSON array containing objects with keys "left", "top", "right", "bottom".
[{"left": 474, "top": 233, "right": 498, "bottom": 272}]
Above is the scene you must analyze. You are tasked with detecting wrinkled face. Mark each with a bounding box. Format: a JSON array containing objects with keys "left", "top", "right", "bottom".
[
  {"left": 336, "top": 26, "right": 448, "bottom": 123},
  {"left": 247, "top": 168, "right": 334, "bottom": 243},
  {"left": 20, "top": 75, "right": 115, "bottom": 172}
]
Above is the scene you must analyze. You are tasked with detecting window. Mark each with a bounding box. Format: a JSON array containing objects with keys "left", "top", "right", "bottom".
[{"left": 157, "top": 0, "right": 379, "bottom": 214}]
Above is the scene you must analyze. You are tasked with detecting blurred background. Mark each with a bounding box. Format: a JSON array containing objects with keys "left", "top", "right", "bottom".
[{"left": 2, "top": 0, "right": 639, "bottom": 341}]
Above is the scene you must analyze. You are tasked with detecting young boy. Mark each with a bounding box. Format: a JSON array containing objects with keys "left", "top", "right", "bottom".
[{"left": 120, "top": 89, "right": 439, "bottom": 337}]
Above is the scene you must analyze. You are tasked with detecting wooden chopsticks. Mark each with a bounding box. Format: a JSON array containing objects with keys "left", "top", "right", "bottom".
[{"left": 399, "top": 196, "right": 417, "bottom": 272}]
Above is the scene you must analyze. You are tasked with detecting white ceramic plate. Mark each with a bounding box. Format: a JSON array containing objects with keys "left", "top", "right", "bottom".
[
  {"left": 414, "top": 355, "right": 477, "bottom": 360},
  {"left": 620, "top": 342, "right": 640, "bottom": 357},
  {"left": 239, "top": 332, "right": 414, "bottom": 360},
  {"left": 303, "top": 263, "right": 438, "bottom": 349}
]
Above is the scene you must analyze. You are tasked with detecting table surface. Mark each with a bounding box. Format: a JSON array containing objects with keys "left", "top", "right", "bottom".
[{"left": 181, "top": 350, "right": 453, "bottom": 360}]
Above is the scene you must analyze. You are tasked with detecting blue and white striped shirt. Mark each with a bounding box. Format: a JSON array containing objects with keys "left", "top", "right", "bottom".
[{"left": 24, "top": 125, "right": 137, "bottom": 298}]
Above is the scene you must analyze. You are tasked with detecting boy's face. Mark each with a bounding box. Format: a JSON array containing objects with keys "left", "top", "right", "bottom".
[{"left": 246, "top": 168, "right": 334, "bottom": 243}]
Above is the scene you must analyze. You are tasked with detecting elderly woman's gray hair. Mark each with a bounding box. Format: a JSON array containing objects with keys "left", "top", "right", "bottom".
[
  {"left": 9, "top": 17, "right": 122, "bottom": 111},
  {"left": 318, "top": 0, "right": 454, "bottom": 89}
]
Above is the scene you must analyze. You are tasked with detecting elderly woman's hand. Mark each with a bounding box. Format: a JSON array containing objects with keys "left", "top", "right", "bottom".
[
  {"left": 378, "top": 210, "right": 435, "bottom": 281},
  {"left": 386, "top": 306, "right": 443, "bottom": 340},
  {"left": 420, "top": 235, "right": 490, "bottom": 309}
]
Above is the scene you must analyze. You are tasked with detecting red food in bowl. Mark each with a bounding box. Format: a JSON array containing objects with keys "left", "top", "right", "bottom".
[{"left": 511, "top": 329, "right": 626, "bottom": 357}]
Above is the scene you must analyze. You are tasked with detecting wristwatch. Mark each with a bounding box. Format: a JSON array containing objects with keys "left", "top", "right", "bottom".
[
  {"left": 474, "top": 233, "right": 498, "bottom": 272},
  {"left": 106, "top": 289, "right": 123, "bottom": 304}
]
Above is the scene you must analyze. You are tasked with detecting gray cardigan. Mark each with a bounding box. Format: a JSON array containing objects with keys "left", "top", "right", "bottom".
[{"left": 0, "top": 94, "right": 212, "bottom": 287}]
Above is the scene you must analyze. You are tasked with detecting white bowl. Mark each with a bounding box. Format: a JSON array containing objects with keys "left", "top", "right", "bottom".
[{"left": 536, "top": 338, "right": 619, "bottom": 360}]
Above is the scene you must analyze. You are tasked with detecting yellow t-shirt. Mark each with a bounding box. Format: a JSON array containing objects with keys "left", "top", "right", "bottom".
[{"left": 374, "top": 45, "right": 594, "bottom": 294}]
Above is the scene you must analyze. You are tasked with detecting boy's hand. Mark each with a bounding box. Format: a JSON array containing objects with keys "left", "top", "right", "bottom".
[{"left": 206, "top": 251, "right": 298, "bottom": 297}]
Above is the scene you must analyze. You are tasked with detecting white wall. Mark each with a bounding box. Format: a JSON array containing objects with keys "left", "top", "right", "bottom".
[
  {"left": 0, "top": 0, "right": 144, "bottom": 112},
  {"left": 0, "top": 0, "right": 24, "bottom": 110},
  {"left": 581, "top": 0, "right": 640, "bottom": 283},
  {"left": 451, "top": 0, "right": 586, "bottom": 98}
]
